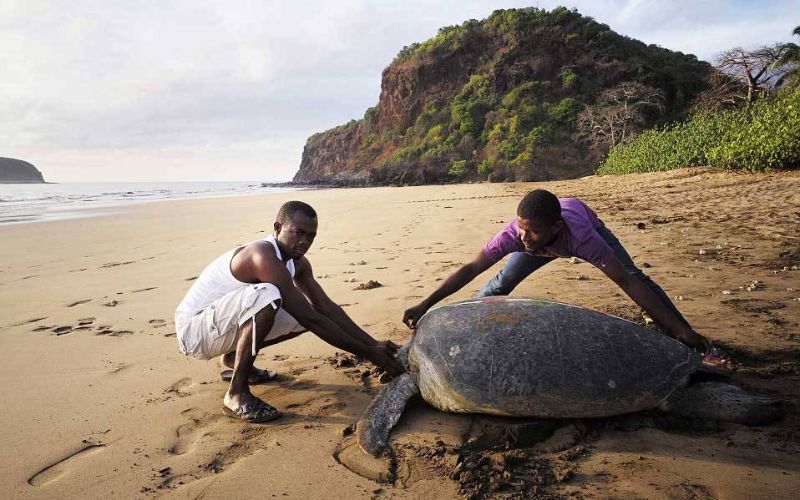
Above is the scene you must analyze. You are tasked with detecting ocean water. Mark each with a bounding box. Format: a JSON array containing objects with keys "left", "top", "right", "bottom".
[{"left": 0, "top": 181, "right": 299, "bottom": 225}]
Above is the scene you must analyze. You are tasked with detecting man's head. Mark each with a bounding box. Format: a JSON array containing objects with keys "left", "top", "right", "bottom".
[
  {"left": 516, "top": 189, "right": 562, "bottom": 252},
  {"left": 274, "top": 201, "right": 318, "bottom": 259}
]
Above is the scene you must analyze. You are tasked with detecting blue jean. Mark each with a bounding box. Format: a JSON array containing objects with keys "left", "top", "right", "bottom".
[{"left": 476, "top": 226, "right": 690, "bottom": 327}]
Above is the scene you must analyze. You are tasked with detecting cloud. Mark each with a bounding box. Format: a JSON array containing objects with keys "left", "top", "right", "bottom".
[{"left": 1, "top": 0, "right": 798, "bottom": 181}]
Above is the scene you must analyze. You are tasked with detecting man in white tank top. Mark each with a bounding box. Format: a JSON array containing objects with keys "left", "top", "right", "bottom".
[{"left": 175, "top": 201, "right": 403, "bottom": 423}]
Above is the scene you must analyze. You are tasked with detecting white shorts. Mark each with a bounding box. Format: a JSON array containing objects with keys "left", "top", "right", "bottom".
[{"left": 176, "top": 283, "right": 305, "bottom": 360}]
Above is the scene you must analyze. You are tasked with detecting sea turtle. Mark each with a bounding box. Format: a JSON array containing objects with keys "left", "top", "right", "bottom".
[{"left": 357, "top": 297, "right": 782, "bottom": 456}]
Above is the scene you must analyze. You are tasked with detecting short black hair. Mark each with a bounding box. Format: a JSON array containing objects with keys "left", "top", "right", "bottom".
[
  {"left": 276, "top": 201, "right": 317, "bottom": 224},
  {"left": 517, "top": 189, "right": 560, "bottom": 224}
]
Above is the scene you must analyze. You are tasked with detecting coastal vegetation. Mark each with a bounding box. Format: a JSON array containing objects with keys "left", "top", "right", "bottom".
[
  {"left": 599, "top": 25, "right": 800, "bottom": 175},
  {"left": 598, "top": 89, "right": 800, "bottom": 174},
  {"left": 296, "top": 12, "right": 799, "bottom": 185},
  {"left": 294, "top": 7, "right": 710, "bottom": 185}
]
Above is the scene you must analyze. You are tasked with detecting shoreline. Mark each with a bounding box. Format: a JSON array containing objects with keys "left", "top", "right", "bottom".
[{"left": 0, "top": 182, "right": 307, "bottom": 226}]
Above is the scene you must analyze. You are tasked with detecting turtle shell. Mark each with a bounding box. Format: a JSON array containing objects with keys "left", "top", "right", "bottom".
[{"left": 408, "top": 297, "right": 701, "bottom": 418}]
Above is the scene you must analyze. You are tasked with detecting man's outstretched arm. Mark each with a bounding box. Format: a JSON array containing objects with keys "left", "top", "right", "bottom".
[
  {"left": 600, "top": 258, "right": 709, "bottom": 353},
  {"left": 403, "top": 250, "right": 495, "bottom": 328},
  {"left": 250, "top": 250, "right": 403, "bottom": 374},
  {"left": 293, "top": 258, "right": 395, "bottom": 349}
]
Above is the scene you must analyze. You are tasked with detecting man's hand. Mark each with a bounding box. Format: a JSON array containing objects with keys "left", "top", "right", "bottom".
[
  {"left": 672, "top": 325, "right": 709, "bottom": 354},
  {"left": 401, "top": 251, "right": 493, "bottom": 330},
  {"left": 402, "top": 303, "right": 429, "bottom": 329},
  {"left": 375, "top": 339, "right": 400, "bottom": 351},
  {"left": 368, "top": 344, "right": 404, "bottom": 375}
]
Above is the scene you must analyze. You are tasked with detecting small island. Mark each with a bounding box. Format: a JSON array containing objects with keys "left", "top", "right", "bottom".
[{"left": 0, "top": 157, "right": 45, "bottom": 183}]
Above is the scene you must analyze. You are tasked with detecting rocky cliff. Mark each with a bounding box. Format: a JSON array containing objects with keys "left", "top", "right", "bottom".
[
  {"left": 293, "top": 7, "right": 710, "bottom": 185},
  {"left": 0, "top": 157, "right": 45, "bottom": 183}
]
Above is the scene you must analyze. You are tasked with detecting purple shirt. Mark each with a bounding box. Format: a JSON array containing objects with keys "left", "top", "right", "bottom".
[{"left": 483, "top": 198, "right": 615, "bottom": 269}]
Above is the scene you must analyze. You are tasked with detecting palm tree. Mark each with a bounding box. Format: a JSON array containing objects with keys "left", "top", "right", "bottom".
[{"left": 774, "top": 25, "right": 800, "bottom": 90}]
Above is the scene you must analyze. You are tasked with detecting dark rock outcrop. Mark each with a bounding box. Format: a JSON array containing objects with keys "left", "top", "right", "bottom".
[
  {"left": 0, "top": 157, "right": 45, "bottom": 183},
  {"left": 293, "top": 7, "right": 710, "bottom": 186}
]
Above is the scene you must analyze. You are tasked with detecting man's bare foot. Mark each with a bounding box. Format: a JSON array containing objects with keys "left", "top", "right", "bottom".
[
  {"left": 223, "top": 389, "right": 249, "bottom": 410},
  {"left": 220, "top": 352, "right": 277, "bottom": 383},
  {"left": 219, "top": 352, "right": 278, "bottom": 385}
]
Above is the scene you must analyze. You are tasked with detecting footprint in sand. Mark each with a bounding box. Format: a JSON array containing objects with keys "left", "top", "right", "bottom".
[
  {"left": 168, "top": 408, "right": 218, "bottom": 456},
  {"left": 50, "top": 318, "right": 97, "bottom": 335},
  {"left": 77, "top": 318, "right": 95, "bottom": 326},
  {"left": 149, "top": 319, "right": 167, "bottom": 329},
  {"left": 169, "top": 423, "right": 198, "bottom": 456},
  {"left": 67, "top": 299, "right": 92, "bottom": 307},
  {"left": 131, "top": 287, "right": 157, "bottom": 293},
  {"left": 100, "top": 261, "right": 135, "bottom": 269},
  {"left": 94, "top": 326, "right": 133, "bottom": 337},
  {"left": 52, "top": 326, "right": 73, "bottom": 335},
  {"left": 166, "top": 377, "right": 195, "bottom": 397},
  {"left": 310, "top": 401, "right": 347, "bottom": 417},
  {"left": 10, "top": 317, "right": 48, "bottom": 327},
  {"left": 106, "top": 362, "right": 127, "bottom": 374},
  {"left": 95, "top": 325, "right": 113, "bottom": 335},
  {"left": 27, "top": 440, "right": 106, "bottom": 487}
]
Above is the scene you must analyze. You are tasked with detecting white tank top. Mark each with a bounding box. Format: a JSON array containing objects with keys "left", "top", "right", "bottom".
[{"left": 175, "top": 235, "right": 295, "bottom": 329}]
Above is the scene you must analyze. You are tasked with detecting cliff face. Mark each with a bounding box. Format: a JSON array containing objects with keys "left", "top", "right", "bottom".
[
  {"left": 0, "top": 157, "right": 45, "bottom": 183},
  {"left": 294, "top": 7, "right": 710, "bottom": 186}
]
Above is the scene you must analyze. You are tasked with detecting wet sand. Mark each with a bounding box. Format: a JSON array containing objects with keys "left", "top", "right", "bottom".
[{"left": 1, "top": 167, "right": 799, "bottom": 499}]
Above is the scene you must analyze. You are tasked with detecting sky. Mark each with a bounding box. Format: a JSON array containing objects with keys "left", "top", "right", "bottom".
[{"left": 2, "top": 0, "right": 798, "bottom": 182}]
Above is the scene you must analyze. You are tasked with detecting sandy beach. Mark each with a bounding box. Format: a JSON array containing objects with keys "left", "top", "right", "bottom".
[{"left": 1, "top": 168, "right": 799, "bottom": 499}]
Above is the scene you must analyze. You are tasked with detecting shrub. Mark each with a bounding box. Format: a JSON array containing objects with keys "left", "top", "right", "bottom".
[
  {"left": 478, "top": 158, "right": 495, "bottom": 176},
  {"left": 598, "top": 90, "right": 800, "bottom": 174},
  {"left": 448, "top": 160, "right": 469, "bottom": 177}
]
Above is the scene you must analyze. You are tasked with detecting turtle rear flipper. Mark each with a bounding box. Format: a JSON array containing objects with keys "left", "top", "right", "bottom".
[
  {"left": 356, "top": 373, "right": 420, "bottom": 456},
  {"left": 663, "top": 381, "right": 783, "bottom": 425}
]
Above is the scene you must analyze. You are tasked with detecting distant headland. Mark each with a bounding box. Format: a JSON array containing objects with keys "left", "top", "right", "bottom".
[{"left": 0, "top": 157, "right": 45, "bottom": 183}]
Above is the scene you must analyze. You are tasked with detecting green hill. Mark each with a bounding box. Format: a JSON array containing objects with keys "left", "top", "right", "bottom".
[{"left": 293, "top": 7, "right": 711, "bottom": 185}]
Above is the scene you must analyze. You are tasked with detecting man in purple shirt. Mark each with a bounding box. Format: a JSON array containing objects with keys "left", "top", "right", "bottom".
[{"left": 403, "top": 189, "right": 723, "bottom": 363}]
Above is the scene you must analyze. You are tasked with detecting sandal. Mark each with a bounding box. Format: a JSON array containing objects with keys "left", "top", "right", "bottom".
[
  {"left": 220, "top": 368, "right": 279, "bottom": 385},
  {"left": 223, "top": 395, "right": 281, "bottom": 423}
]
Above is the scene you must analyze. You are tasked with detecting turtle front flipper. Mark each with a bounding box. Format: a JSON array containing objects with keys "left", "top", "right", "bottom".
[
  {"left": 357, "top": 373, "right": 420, "bottom": 456},
  {"left": 662, "top": 381, "right": 783, "bottom": 425}
]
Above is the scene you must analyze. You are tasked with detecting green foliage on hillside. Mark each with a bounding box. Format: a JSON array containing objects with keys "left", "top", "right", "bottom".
[
  {"left": 381, "top": 7, "right": 708, "bottom": 181},
  {"left": 598, "top": 90, "right": 800, "bottom": 174},
  {"left": 299, "top": 6, "right": 712, "bottom": 185}
]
